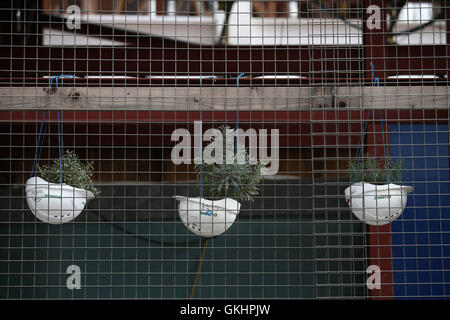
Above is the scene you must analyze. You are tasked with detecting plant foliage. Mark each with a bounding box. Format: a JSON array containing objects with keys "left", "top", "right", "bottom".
[
  {"left": 194, "top": 126, "right": 265, "bottom": 202},
  {"left": 348, "top": 153, "right": 405, "bottom": 184},
  {"left": 37, "top": 150, "right": 100, "bottom": 197}
]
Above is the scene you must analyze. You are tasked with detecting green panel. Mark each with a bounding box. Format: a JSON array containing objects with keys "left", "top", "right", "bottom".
[{"left": 0, "top": 213, "right": 366, "bottom": 299}]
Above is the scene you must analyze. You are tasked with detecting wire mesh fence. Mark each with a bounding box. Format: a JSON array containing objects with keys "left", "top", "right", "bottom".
[{"left": 0, "top": 0, "right": 449, "bottom": 300}]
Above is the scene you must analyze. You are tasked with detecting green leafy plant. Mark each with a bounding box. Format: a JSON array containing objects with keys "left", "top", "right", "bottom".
[
  {"left": 194, "top": 126, "right": 265, "bottom": 202},
  {"left": 348, "top": 153, "right": 405, "bottom": 184},
  {"left": 37, "top": 150, "right": 100, "bottom": 197}
]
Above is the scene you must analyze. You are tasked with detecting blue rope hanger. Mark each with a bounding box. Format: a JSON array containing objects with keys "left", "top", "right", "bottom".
[
  {"left": 200, "top": 111, "right": 204, "bottom": 199},
  {"left": 369, "top": 62, "right": 389, "bottom": 183},
  {"left": 380, "top": 111, "right": 389, "bottom": 184},
  {"left": 30, "top": 75, "right": 75, "bottom": 181},
  {"left": 357, "top": 62, "right": 389, "bottom": 184},
  {"left": 369, "top": 61, "right": 380, "bottom": 88},
  {"left": 234, "top": 73, "right": 245, "bottom": 200},
  {"left": 197, "top": 73, "right": 245, "bottom": 201},
  {"left": 30, "top": 112, "right": 47, "bottom": 178},
  {"left": 57, "top": 111, "right": 63, "bottom": 184},
  {"left": 353, "top": 62, "right": 387, "bottom": 183},
  {"left": 49, "top": 74, "right": 76, "bottom": 89},
  {"left": 353, "top": 110, "right": 371, "bottom": 183},
  {"left": 199, "top": 76, "right": 217, "bottom": 198},
  {"left": 51, "top": 75, "right": 76, "bottom": 183}
]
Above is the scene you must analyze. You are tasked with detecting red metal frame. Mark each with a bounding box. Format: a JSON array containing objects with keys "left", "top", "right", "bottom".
[
  {"left": 363, "top": 0, "right": 393, "bottom": 300},
  {"left": 1, "top": 110, "right": 448, "bottom": 147},
  {"left": 365, "top": 111, "right": 394, "bottom": 299}
]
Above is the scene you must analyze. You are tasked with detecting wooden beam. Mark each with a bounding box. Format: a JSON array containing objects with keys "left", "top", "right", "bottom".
[{"left": 0, "top": 86, "right": 448, "bottom": 111}]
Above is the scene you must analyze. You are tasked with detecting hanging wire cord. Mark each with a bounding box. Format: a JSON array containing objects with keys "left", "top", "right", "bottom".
[
  {"left": 31, "top": 75, "right": 73, "bottom": 178},
  {"left": 188, "top": 73, "right": 242, "bottom": 299},
  {"left": 91, "top": 210, "right": 214, "bottom": 299},
  {"left": 92, "top": 209, "right": 212, "bottom": 299},
  {"left": 30, "top": 112, "right": 47, "bottom": 178},
  {"left": 91, "top": 210, "right": 203, "bottom": 247},
  {"left": 189, "top": 238, "right": 209, "bottom": 299}
]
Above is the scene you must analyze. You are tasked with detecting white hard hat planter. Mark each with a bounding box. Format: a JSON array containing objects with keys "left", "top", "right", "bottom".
[
  {"left": 345, "top": 153, "right": 413, "bottom": 226},
  {"left": 27, "top": 150, "right": 99, "bottom": 224},
  {"left": 345, "top": 110, "right": 413, "bottom": 226},
  {"left": 345, "top": 182, "right": 413, "bottom": 226},
  {"left": 26, "top": 175, "right": 95, "bottom": 224},
  {"left": 174, "top": 125, "right": 266, "bottom": 237},
  {"left": 26, "top": 107, "right": 99, "bottom": 225},
  {"left": 174, "top": 196, "right": 241, "bottom": 237}
]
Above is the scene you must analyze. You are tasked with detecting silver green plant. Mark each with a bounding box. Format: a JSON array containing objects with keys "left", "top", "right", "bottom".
[
  {"left": 348, "top": 152, "right": 405, "bottom": 184},
  {"left": 37, "top": 150, "right": 100, "bottom": 197},
  {"left": 194, "top": 126, "right": 265, "bottom": 202}
]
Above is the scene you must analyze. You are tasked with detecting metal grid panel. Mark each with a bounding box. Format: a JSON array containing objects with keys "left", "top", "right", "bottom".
[{"left": 0, "top": 0, "right": 449, "bottom": 300}]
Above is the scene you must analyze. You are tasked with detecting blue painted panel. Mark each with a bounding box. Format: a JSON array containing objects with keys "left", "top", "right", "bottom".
[{"left": 390, "top": 123, "right": 450, "bottom": 299}]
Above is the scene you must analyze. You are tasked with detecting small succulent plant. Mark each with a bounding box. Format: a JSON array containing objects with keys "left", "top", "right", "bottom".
[
  {"left": 194, "top": 126, "right": 265, "bottom": 202},
  {"left": 37, "top": 150, "right": 100, "bottom": 197},
  {"left": 348, "top": 153, "right": 405, "bottom": 185}
]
